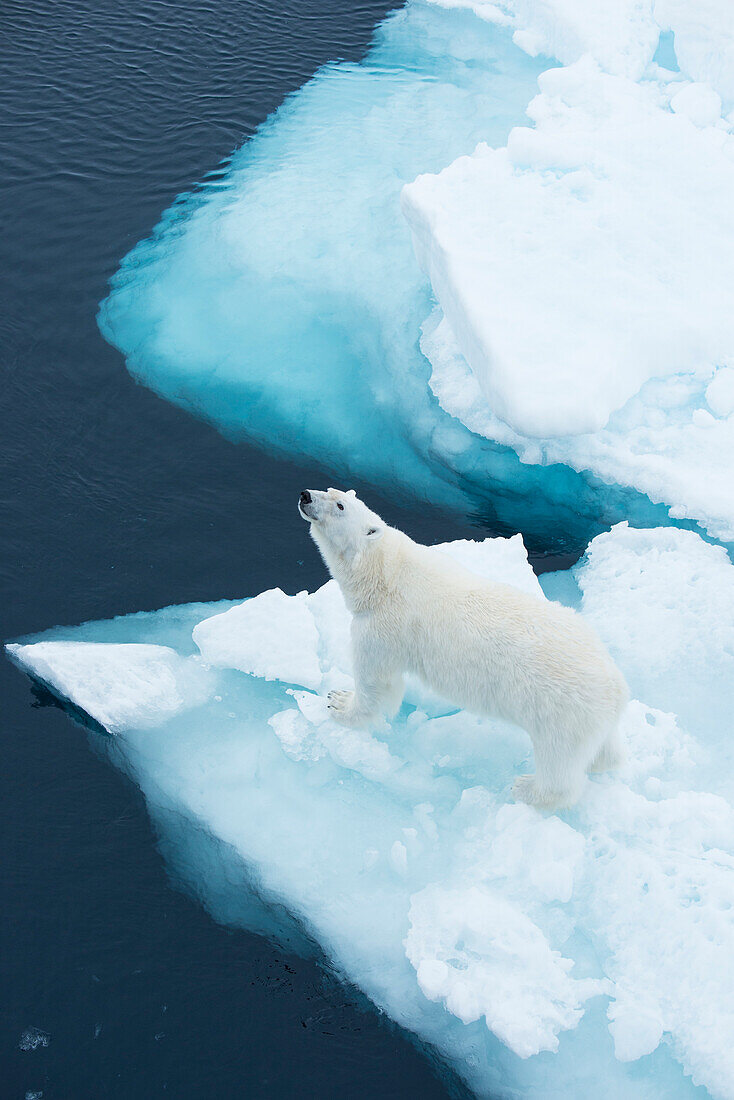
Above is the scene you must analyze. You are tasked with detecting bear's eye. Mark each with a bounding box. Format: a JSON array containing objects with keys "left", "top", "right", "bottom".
[{"left": 336, "top": 502, "right": 344, "bottom": 511}]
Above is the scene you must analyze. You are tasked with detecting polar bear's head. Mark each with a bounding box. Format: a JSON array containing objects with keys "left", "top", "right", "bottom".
[{"left": 298, "top": 488, "right": 385, "bottom": 568}]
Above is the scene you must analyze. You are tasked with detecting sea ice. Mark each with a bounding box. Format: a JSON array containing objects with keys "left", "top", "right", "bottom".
[
  {"left": 428, "top": 0, "right": 734, "bottom": 105},
  {"left": 421, "top": 306, "right": 734, "bottom": 541},
  {"left": 427, "top": 0, "right": 661, "bottom": 79},
  {"left": 404, "top": 60, "right": 734, "bottom": 438},
  {"left": 654, "top": 0, "right": 734, "bottom": 105},
  {"left": 18, "top": 1028, "right": 50, "bottom": 1053},
  {"left": 8, "top": 528, "right": 733, "bottom": 1098},
  {"left": 404, "top": 39, "right": 734, "bottom": 538},
  {"left": 575, "top": 523, "right": 734, "bottom": 770},
  {"left": 98, "top": 0, "right": 687, "bottom": 551},
  {"left": 8, "top": 641, "right": 213, "bottom": 734}
]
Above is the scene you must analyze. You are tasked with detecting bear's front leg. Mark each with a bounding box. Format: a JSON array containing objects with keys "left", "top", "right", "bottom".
[
  {"left": 327, "top": 681, "right": 402, "bottom": 728},
  {"left": 327, "top": 619, "right": 403, "bottom": 729},
  {"left": 326, "top": 688, "right": 364, "bottom": 726}
]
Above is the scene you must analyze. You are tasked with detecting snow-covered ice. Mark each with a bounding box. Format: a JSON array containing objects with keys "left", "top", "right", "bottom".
[
  {"left": 404, "top": 30, "right": 734, "bottom": 539},
  {"left": 11, "top": 641, "right": 214, "bottom": 734},
  {"left": 427, "top": 0, "right": 734, "bottom": 105},
  {"left": 654, "top": 0, "right": 734, "bottom": 105},
  {"left": 426, "top": 0, "right": 661, "bottom": 80},
  {"left": 421, "top": 305, "right": 734, "bottom": 541},
  {"left": 576, "top": 523, "right": 734, "bottom": 764},
  {"left": 8, "top": 529, "right": 734, "bottom": 1098},
  {"left": 404, "top": 60, "right": 734, "bottom": 438}
]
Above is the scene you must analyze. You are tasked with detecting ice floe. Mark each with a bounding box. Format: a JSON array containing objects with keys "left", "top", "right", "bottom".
[
  {"left": 428, "top": 0, "right": 734, "bottom": 105},
  {"left": 404, "top": 60, "right": 734, "bottom": 439},
  {"left": 8, "top": 528, "right": 734, "bottom": 1098},
  {"left": 99, "top": 0, "right": 700, "bottom": 550},
  {"left": 403, "top": 5, "right": 734, "bottom": 540}
]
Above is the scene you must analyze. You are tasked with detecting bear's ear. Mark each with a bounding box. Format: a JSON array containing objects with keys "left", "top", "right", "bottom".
[
  {"left": 346, "top": 489, "right": 357, "bottom": 498},
  {"left": 365, "top": 525, "right": 383, "bottom": 541}
]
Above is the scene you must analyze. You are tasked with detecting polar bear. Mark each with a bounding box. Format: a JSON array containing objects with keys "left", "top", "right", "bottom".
[{"left": 298, "top": 487, "right": 627, "bottom": 809}]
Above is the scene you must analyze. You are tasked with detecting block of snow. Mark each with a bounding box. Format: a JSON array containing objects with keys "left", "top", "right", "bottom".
[
  {"left": 670, "top": 81, "right": 722, "bottom": 126},
  {"left": 5, "top": 641, "right": 212, "bottom": 734},
  {"left": 437, "top": 532, "right": 544, "bottom": 596},
  {"left": 429, "top": 0, "right": 734, "bottom": 106},
  {"left": 427, "top": 0, "right": 661, "bottom": 79},
  {"left": 406, "top": 883, "right": 601, "bottom": 1057},
  {"left": 706, "top": 366, "right": 734, "bottom": 418},
  {"left": 655, "top": 0, "right": 734, "bottom": 106},
  {"left": 403, "top": 59, "right": 734, "bottom": 439},
  {"left": 424, "top": 306, "right": 734, "bottom": 540},
  {"left": 193, "top": 588, "right": 323, "bottom": 690},
  {"left": 406, "top": 54, "right": 734, "bottom": 539},
  {"left": 572, "top": 523, "right": 734, "bottom": 764}
]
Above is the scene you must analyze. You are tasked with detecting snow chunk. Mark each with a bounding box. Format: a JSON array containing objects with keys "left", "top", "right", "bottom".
[
  {"left": 488, "top": 802, "right": 585, "bottom": 905},
  {"left": 429, "top": 0, "right": 734, "bottom": 106},
  {"left": 573, "top": 523, "right": 734, "bottom": 757},
  {"left": 404, "top": 59, "right": 734, "bottom": 439},
  {"left": 608, "top": 995, "right": 663, "bottom": 1062},
  {"left": 706, "top": 365, "right": 734, "bottom": 418},
  {"left": 670, "top": 81, "right": 722, "bottom": 126},
  {"left": 424, "top": 306, "right": 734, "bottom": 541},
  {"left": 406, "top": 884, "right": 599, "bottom": 1057},
  {"left": 270, "top": 691, "right": 402, "bottom": 782},
  {"left": 427, "top": 0, "right": 661, "bottom": 79},
  {"left": 437, "top": 532, "right": 544, "bottom": 597},
  {"left": 655, "top": 0, "right": 734, "bottom": 106},
  {"left": 5, "top": 642, "right": 212, "bottom": 734},
  {"left": 193, "top": 588, "right": 322, "bottom": 690}
]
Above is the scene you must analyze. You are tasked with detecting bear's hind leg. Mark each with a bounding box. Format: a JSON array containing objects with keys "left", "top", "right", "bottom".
[
  {"left": 513, "top": 734, "right": 588, "bottom": 810},
  {"left": 589, "top": 724, "right": 626, "bottom": 773}
]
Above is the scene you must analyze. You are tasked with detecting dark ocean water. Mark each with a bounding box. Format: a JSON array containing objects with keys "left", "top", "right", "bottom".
[{"left": 0, "top": 0, "right": 500, "bottom": 1095}]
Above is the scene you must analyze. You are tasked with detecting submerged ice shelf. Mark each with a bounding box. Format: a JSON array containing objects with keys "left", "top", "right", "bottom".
[
  {"left": 97, "top": 0, "right": 711, "bottom": 554},
  {"left": 8, "top": 527, "right": 734, "bottom": 1099}
]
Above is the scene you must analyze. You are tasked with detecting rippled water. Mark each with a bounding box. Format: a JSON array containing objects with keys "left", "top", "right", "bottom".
[{"left": 0, "top": 0, "right": 485, "bottom": 1094}]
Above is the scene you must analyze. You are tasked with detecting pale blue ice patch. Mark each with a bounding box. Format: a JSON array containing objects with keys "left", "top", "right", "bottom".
[{"left": 652, "top": 30, "right": 680, "bottom": 72}]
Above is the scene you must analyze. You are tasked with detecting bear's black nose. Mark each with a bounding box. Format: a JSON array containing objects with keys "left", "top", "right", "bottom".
[{"left": 300, "top": 490, "right": 311, "bottom": 505}]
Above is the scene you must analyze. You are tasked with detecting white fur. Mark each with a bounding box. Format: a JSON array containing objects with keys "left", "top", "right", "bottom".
[{"left": 299, "top": 488, "right": 628, "bottom": 809}]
